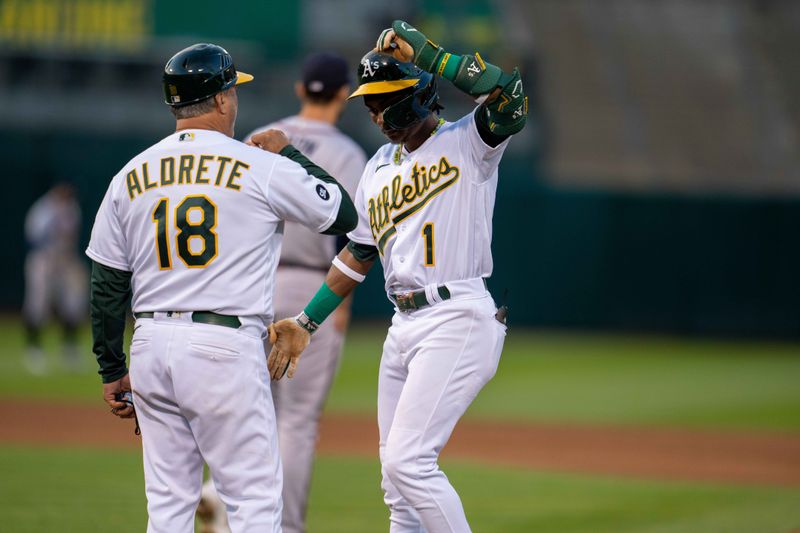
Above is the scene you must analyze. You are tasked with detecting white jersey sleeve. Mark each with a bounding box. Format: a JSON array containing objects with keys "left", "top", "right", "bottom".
[
  {"left": 461, "top": 107, "right": 512, "bottom": 183},
  {"left": 86, "top": 182, "right": 130, "bottom": 271},
  {"left": 245, "top": 117, "right": 366, "bottom": 268},
  {"left": 346, "top": 158, "right": 379, "bottom": 247},
  {"left": 260, "top": 155, "right": 343, "bottom": 233}
]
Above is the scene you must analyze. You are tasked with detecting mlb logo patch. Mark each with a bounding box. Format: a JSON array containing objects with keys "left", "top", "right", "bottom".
[{"left": 179, "top": 133, "right": 195, "bottom": 142}]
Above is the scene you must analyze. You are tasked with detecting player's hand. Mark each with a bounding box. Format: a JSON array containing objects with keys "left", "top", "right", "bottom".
[
  {"left": 375, "top": 27, "right": 415, "bottom": 63},
  {"left": 247, "top": 129, "right": 291, "bottom": 154},
  {"left": 377, "top": 20, "right": 444, "bottom": 73},
  {"left": 266, "top": 318, "right": 311, "bottom": 380},
  {"left": 103, "top": 373, "right": 135, "bottom": 419}
]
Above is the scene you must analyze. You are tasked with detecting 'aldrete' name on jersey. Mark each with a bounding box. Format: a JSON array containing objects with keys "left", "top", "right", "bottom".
[
  {"left": 125, "top": 155, "right": 250, "bottom": 201},
  {"left": 368, "top": 156, "right": 460, "bottom": 247}
]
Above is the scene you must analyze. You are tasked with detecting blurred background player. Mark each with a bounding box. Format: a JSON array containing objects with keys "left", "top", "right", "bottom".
[
  {"left": 197, "top": 52, "right": 367, "bottom": 533},
  {"left": 23, "top": 183, "right": 88, "bottom": 374}
]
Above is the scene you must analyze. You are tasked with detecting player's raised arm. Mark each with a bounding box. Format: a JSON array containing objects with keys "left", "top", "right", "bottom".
[
  {"left": 267, "top": 242, "right": 376, "bottom": 380},
  {"left": 248, "top": 129, "right": 357, "bottom": 235},
  {"left": 378, "top": 19, "right": 527, "bottom": 145}
]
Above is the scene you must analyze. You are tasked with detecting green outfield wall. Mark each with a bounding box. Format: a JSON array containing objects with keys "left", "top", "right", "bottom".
[{"left": 5, "top": 131, "right": 798, "bottom": 338}]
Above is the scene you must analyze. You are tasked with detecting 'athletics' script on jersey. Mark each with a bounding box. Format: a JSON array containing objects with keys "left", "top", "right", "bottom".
[
  {"left": 126, "top": 155, "right": 249, "bottom": 200},
  {"left": 368, "top": 156, "right": 460, "bottom": 244}
]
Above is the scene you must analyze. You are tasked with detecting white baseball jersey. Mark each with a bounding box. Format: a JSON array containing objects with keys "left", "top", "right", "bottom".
[
  {"left": 247, "top": 116, "right": 366, "bottom": 268},
  {"left": 347, "top": 108, "right": 510, "bottom": 294},
  {"left": 86, "top": 128, "right": 343, "bottom": 320}
]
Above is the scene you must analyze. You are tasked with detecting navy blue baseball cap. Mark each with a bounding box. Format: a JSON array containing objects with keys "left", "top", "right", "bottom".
[{"left": 302, "top": 52, "right": 352, "bottom": 97}]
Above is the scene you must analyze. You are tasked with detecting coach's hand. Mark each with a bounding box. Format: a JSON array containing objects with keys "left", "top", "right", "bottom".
[
  {"left": 247, "top": 129, "right": 290, "bottom": 154},
  {"left": 103, "top": 373, "right": 135, "bottom": 419},
  {"left": 267, "top": 318, "right": 311, "bottom": 380}
]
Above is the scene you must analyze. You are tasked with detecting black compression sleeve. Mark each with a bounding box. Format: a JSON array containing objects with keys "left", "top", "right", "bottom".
[
  {"left": 279, "top": 145, "right": 358, "bottom": 235},
  {"left": 90, "top": 261, "right": 132, "bottom": 383},
  {"left": 474, "top": 110, "right": 510, "bottom": 148}
]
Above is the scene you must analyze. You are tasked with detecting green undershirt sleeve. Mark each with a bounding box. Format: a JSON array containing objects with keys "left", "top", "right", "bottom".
[
  {"left": 90, "top": 260, "right": 132, "bottom": 384},
  {"left": 346, "top": 241, "right": 379, "bottom": 262},
  {"left": 279, "top": 144, "right": 358, "bottom": 235}
]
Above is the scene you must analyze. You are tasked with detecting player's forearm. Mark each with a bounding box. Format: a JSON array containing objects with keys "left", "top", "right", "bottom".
[
  {"left": 278, "top": 144, "right": 357, "bottom": 235},
  {"left": 89, "top": 261, "right": 132, "bottom": 383},
  {"left": 295, "top": 245, "right": 374, "bottom": 333},
  {"left": 326, "top": 247, "right": 373, "bottom": 297},
  {"left": 388, "top": 20, "right": 527, "bottom": 136}
]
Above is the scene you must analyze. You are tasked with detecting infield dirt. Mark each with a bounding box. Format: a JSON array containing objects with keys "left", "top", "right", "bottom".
[{"left": 1, "top": 400, "right": 798, "bottom": 487}]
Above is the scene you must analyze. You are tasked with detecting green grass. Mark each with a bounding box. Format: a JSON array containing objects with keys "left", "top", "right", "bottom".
[
  {"left": 329, "top": 325, "right": 800, "bottom": 431},
  {"left": 1, "top": 446, "right": 798, "bottom": 533},
  {"left": 1, "top": 317, "right": 799, "bottom": 431},
  {"left": 0, "top": 445, "right": 147, "bottom": 532}
]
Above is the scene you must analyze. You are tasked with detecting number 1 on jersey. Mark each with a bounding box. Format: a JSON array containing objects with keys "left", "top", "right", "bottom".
[
  {"left": 152, "top": 198, "right": 172, "bottom": 270},
  {"left": 422, "top": 222, "right": 435, "bottom": 266}
]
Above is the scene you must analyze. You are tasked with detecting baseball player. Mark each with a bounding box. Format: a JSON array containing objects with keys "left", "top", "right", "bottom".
[
  {"left": 23, "top": 182, "right": 88, "bottom": 374},
  {"left": 197, "top": 52, "right": 367, "bottom": 533},
  {"left": 86, "top": 43, "right": 356, "bottom": 533},
  {"left": 267, "top": 20, "right": 527, "bottom": 532}
]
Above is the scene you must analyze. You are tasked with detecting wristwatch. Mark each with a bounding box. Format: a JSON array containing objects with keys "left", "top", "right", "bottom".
[{"left": 294, "top": 311, "right": 319, "bottom": 335}]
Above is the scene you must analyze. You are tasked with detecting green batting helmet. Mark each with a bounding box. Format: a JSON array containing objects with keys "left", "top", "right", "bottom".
[
  {"left": 349, "top": 51, "right": 440, "bottom": 130},
  {"left": 162, "top": 43, "right": 253, "bottom": 107}
]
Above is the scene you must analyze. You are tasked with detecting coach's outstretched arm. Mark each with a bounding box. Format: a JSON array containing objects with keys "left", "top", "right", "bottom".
[
  {"left": 248, "top": 130, "right": 357, "bottom": 235},
  {"left": 378, "top": 20, "right": 527, "bottom": 142},
  {"left": 267, "top": 241, "right": 376, "bottom": 380}
]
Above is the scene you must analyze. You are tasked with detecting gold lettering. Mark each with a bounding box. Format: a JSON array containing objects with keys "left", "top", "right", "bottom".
[
  {"left": 215, "top": 156, "right": 231, "bottom": 186},
  {"left": 367, "top": 156, "right": 461, "bottom": 240},
  {"left": 428, "top": 164, "right": 439, "bottom": 182},
  {"left": 178, "top": 155, "right": 194, "bottom": 184},
  {"left": 160, "top": 157, "right": 175, "bottom": 186},
  {"left": 142, "top": 162, "right": 156, "bottom": 190},
  {"left": 126, "top": 168, "right": 142, "bottom": 200},
  {"left": 226, "top": 160, "right": 248, "bottom": 191},
  {"left": 401, "top": 183, "right": 415, "bottom": 203},
  {"left": 390, "top": 175, "right": 403, "bottom": 209},
  {"left": 368, "top": 198, "right": 379, "bottom": 236},
  {"left": 195, "top": 155, "right": 213, "bottom": 184},
  {"left": 0, "top": 0, "right": 148, "bottom": 50}
]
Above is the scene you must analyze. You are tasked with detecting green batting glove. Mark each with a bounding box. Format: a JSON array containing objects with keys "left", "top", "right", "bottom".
[{"left": 390, "top": 20, "right": 446, "bottom": 73}]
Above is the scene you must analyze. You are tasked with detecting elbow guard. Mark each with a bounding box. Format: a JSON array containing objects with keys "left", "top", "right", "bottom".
[{"left": 480, "top": 67, "right": 528, "bottom": 136}]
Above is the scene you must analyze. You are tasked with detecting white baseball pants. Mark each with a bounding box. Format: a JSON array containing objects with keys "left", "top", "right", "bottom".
[
  {"left": 129, "top": 313, "right": 282, "bottom": 533},
  {"left": 378, "top": 293, "right": 506, "bottom": 533},
  {"left": 201, "top": 266, "right": 347, "bottom": 533}
]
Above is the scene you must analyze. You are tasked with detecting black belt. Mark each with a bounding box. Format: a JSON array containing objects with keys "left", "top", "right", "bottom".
[
  {"left": 389, "top": 286, "right": 451, "bottom": 312},
  {"left": 133, "top": 311, "right": 241, "bottom": 329}
]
